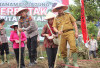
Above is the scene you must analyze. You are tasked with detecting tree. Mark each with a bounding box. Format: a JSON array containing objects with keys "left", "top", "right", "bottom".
[
  {"left": 87, "top": 21, "right": 98, "bottom": 39},
  {"left": 70, "top": 0, "right": 100, "bottom": 21},
  {"left": 69, "top": 5, "right": 81, "bottom": 21}
]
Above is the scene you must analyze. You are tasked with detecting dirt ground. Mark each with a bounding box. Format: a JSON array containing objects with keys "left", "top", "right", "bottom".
[
  {"left": 0, "top": 46, "right": 100, "bottom": 68},
  {"left": 0, "top": 58, "right": 100, "bottom": 68}
]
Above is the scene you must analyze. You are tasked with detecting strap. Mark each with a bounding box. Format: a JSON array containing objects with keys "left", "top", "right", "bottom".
[{"left": 47, "top": 23, "right": 54, "bottom": 35}]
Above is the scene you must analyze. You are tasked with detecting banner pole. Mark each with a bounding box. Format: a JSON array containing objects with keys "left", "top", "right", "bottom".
[{"left": 18, "top": 27, "right": 21, "bottom": 68}]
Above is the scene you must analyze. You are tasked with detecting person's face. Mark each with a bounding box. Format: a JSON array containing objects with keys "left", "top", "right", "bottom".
[
  {"left": 48, "top": 18, "right": 54, "bottom": 25},
  {"left": 91, "top": 36, "right": 94, "bottom": 39},
  {"left": 56, "top": 7, "right": 64, "bottom": 14},
  {"left": 14, "top": 26, "right": 18, "bottom": 31},
  {"left": 21, "top": 11, "right": 27, "bottom": 17},
  {"left": 2, "top": 21, "right": 5, "bottom": 25}
]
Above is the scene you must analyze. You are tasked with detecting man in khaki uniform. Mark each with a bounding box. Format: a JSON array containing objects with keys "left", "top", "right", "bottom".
[{"left": 52, "top": 3, "right": 79, "bottom": 68}]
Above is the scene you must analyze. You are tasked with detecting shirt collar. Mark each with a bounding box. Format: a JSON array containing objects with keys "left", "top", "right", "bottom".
[
  {"left": 58, "top": 12, "right": 65, "bottom": 17},
  {"left": 14, "top": 30, "right": 17, "bottom": 33}
]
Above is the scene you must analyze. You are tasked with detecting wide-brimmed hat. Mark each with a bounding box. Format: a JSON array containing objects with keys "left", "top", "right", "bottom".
[
  {"left": 45, "top": 12, "right": 56, "bottom": 20},
  {"left": 10, "top": 22, "right": 18, "bottom": 28},
  {"left": 16, "top": 8, "right": 29, "bottom": 16},
  {"left": 52, "top": 3, "right": 68, "bottom": 12}
]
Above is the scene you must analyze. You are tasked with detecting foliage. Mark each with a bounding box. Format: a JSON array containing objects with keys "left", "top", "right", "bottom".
[
  {"left": 97, "top": 41, "right": 100, "bottom": 57},
  {"left": 69, "top": 5, "right": 81, "bottom": 21},
  {"left": 87, "top": 21, "right": 98, "bottom": 39},
  {"left": 70, "top": 0, "right": 100, "bottom": 21},
  {"left": 84, "top": 0, "right": 100, "bottom": 21}
]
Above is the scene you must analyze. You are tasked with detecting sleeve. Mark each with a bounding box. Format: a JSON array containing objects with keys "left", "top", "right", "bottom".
[
  {"left": 0, "top": 36, "right": 1, "bottom": 42},
  {"left": 24, "top": 16, "right": 38, "bottom": 31},
  {"left": 69, "top": 14, "right": 76, "bottom": 23},
  {"left": 0, "top": 30, "right": 2, "bottom": 42},
  {"left": 10, "top": 32, "right": 15, "bottom": 42},
  {"left": 18, "top": 20, "right": 22, "bottom": 28},
  {"left": 37, "top": 35, "right": 40, "bottom": 41},
  {"left": 52, "top": 18, "right": 57, "bottom": 28},
  {"left": 41, "top": 25, "right": 47, "bottom": 37},
  {"left": 87, "top": 40, "right": 90, "bottom": 45},
  {"left": 1, "top": 28, "right": 5, "bottom": 35},
  {"left": 21, "top": 32, "right": 26, "bottom": 42}
]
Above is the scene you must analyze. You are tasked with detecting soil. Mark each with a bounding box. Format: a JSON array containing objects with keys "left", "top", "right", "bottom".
[
  {"left": 0, "top": 58, "right": 100, "bottom": 68},
  {"left": 0, "top": 46, "right": 100, "bottom": 68}
]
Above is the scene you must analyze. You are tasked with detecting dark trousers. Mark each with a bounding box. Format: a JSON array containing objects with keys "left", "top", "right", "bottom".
[
  {"left": 0, "top": 45, "right": 1, "bottom": 54},
  {"left": 27, "top": 35, "right": 37, "bottom": 63},
  {"left": 1, "top": 43, "right": 9, "bottom": 55},
  {"left": 89, "top": 50, "right": 96, "bottom": 58},
  {"left": 46, "top": 48, "right": 58, "bottom": 68},
  {"left": 14, "top": 47, "right": 25, "bottom": 67}
]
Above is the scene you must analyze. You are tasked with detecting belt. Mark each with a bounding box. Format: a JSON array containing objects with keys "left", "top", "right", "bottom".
[{"left": 63, "top": 29, "right": 73, "bottom": 33}]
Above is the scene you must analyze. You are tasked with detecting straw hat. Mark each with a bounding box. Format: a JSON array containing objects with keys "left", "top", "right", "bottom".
[
  {"left": 45, "top": 12, "right": 56, "bottom": 20},
  {"left": 16, "top": 8, "right": 29, "bottom": 16},
  {"left": 10, "top": 22, "right": 18, "bottom": 28},
  {"left": 52, "top": 3, "right": 68, "bottom": 12}
]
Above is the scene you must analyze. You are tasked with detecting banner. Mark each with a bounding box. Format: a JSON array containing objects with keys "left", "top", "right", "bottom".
[
  {"left": 0, "top": 0, "right": 69, "bottom": 41},
  {"left": 81, "top": 0, "right": 88, "bottom": 43}
]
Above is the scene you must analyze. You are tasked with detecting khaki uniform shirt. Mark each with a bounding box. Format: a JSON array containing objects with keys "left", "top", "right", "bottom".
[{"left": 53, "top": 12, "right": 76, "bottom": 31}]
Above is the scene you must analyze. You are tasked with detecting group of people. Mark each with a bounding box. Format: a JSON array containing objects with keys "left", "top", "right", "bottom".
[{"left": 0, "top": 3, "right": 79, "bottom": 68}]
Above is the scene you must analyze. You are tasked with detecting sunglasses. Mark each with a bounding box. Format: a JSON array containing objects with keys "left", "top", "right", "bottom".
[
  {"left": 48, "top": 18, "right": 54, "bottom": 21},
  {"left": 56, "top": 7, "right": 63, "bottom": 10}
]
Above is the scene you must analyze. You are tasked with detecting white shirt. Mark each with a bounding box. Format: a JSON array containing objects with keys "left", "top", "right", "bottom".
[
  {"left": 67, "top": 42, "right": 70, "bottom": 48},
  {"left": 88, "top": 39, "right": 98, "bottom": 51}
]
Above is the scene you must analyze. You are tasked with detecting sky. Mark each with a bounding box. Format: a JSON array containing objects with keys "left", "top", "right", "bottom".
[{"left": 69, "top": 0, "right": 75, "bottom": 5}]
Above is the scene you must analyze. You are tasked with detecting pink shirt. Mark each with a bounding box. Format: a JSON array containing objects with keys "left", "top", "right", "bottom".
[{"left": 10, "top": 31, "right": 26, "bottom": 49}]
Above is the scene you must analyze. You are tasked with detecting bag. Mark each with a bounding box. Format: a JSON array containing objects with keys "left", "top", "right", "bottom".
[
  {"left": 53, "top": 37, "right": 59, "bottom": 45},
  {"left": 47, "top": 24, "right": 59, "bottom": 45}
]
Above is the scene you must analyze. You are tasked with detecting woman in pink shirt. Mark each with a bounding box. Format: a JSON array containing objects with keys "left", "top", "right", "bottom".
[{"left": 10, "top": 22, "right": 26, "bottom": 68}]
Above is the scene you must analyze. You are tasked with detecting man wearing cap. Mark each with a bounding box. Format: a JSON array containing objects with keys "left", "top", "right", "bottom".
[
  {"left": 52, "top": 3, "right": 79, "bottom": 68},
  {"left": 16, "top": 8, "right": 38, "bottom": 66},
  {"left": 88, "top": 35, "right": 98, "bottom": 58}
]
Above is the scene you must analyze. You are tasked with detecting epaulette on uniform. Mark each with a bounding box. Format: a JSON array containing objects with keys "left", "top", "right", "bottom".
[
  {"left": 64, "top": 12, "right": 70, "bottom": 14},
  {"left": 56, "top": 12, "right": 70, "bottom": 18}
]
